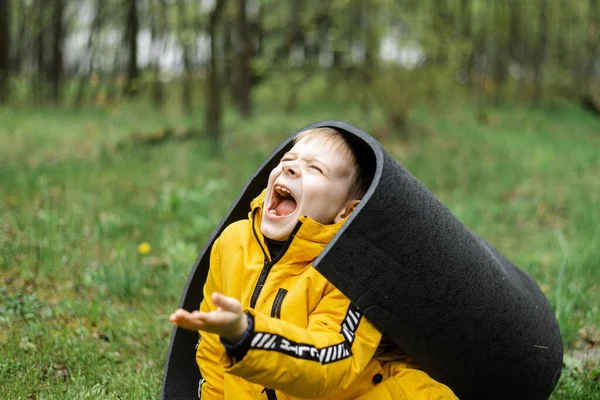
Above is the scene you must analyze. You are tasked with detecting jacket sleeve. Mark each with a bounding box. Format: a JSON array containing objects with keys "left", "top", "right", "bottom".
[
  {"left": 224, "top": 284, "right": 383, "bottom": 398},
  {"left": 195, "top": 238, "right": 226, "bottom": 399}
]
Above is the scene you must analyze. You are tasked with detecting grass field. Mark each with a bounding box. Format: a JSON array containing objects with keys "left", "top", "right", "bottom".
[{"left": 1, "top": 99, "right": 599, "bottom": 398}]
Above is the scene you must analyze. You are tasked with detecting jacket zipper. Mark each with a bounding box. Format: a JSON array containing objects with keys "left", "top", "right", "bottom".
[
  {"left": 263, "top": 290, "right": 287, "bottom": 400},
  {"left": 250, "top": 216, "right": 302, "bottom": 308},
  {"left": 270, "top": 288, "right": 288, "bottom": 319},
  {"left": 251, "top": 213, "right": 300, "bottom": 400},
  {"left": 262, "top": 388, "right": 278, "bottom": 400}
]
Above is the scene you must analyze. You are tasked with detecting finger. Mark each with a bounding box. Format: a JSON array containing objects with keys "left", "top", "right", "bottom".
[
  {"left": 211, "top": 292, "right": 242, "bottom": 313},
  {"left": 185, "top": 310, "right": 235, "bottom": 328},
  {"left": 197, "top": 310, "right": 236, "bottom": 326},
  {"left": 169, "top": 309, "right": 210, "bottom": 331},
  {"left": 169, "top": 308, "right": 190, "bottom": 323}
]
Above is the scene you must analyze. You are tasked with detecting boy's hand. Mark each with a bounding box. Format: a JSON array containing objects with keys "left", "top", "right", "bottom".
[{"left": 169, "top": 292, "right": 248, "bottom": 342}]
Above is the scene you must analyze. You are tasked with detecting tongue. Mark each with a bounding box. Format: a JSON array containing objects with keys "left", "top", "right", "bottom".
[{"left": 275, "top": 199, "right": 297, "bottom": 216}]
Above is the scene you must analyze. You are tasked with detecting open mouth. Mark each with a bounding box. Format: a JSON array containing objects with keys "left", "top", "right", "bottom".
[{"left": 267, "top": 185, "right": 298, "bottom": 218}]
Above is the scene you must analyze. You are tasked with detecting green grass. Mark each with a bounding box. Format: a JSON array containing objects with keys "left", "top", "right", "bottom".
[{"left": 1, "top": 99, "right": 599, "bottom": 398}]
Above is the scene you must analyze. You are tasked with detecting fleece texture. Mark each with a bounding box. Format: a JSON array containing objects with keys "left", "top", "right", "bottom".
[{"left": 161, "top": 121, "right": 563, "bottom": 400}]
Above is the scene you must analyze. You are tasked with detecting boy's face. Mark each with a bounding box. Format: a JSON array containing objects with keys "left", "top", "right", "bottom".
[{"left": 261, "top": 138, "right": 359, "bottom": 240}]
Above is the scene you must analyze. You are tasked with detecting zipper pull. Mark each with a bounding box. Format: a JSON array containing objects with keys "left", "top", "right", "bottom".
[{"left": 261, "top": 388, "right": 277, "bottom": 399}]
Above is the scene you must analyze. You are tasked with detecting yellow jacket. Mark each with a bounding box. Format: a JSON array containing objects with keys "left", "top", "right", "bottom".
[{"left": 196, "top": 191, "right": 456, "bottom": 399}]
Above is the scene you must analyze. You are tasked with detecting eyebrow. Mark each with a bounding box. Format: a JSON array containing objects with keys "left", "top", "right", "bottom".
[{"left": 281, "top": 152, "right": 330, "bottom": 173}]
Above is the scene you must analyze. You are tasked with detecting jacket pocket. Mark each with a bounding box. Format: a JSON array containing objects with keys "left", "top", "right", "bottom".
[{"left": 270, "top": 288, "right": 288, "bottom": 319}]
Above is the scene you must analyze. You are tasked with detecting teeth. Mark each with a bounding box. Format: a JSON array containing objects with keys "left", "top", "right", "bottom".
[{"left": 275, "top": 185, "right": 291, "bottom": 195}]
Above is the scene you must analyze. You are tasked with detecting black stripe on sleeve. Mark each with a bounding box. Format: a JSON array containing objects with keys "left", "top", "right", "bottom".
[{"left": 249, "top": 303, "right": 363, "bottom": 365}]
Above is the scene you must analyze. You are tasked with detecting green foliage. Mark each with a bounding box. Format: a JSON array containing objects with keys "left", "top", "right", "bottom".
[
  {"left": 0, "top": 288, "right": 47, "bottom": 323},
  {"left": 369, "top": 65, "right": 464, "bottom": 136},
  {"left": 553, "top": 354, "right": 600, "bottom": 399}
]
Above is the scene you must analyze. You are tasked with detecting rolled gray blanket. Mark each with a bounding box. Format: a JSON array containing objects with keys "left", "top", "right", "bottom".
[{"left": 162, "top": 121, "right": 562, "bottom": 399}]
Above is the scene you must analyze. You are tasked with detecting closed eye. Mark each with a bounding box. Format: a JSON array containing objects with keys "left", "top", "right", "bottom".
[{"left": 309, "top": 165, "right": 323, "bottom": 173}]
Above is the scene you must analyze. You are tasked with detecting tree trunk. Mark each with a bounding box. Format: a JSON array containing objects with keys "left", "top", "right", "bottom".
[
  {"left": 473, "top": 5, "right": 489, "bottom": 102},
  {"left": 34, "top": 0, "right": 46, "bottom": 104},
  {"left": 50, "top": 0, "right": 65, "bottom": 104},
  {"left": 12, "top": 0, "right": 25, "bottom": 75},
  {"left": 124, "top": 0, "right": 140, "bottom": 98},
  {"left": 555, "top": 0, "right": 570, "bottom": 70},
  {"left": 508, "top": 0, "right": 522, "bottom": 62},
  {"left": 150, "top": 0, "right": 167, "bottom": 108},
  {"left": 0, "top": 0, "right": 10, "bottom": 104},
  {"left": 233, "top": 0, "right": 255, "bottom": 118},
  {"left": 106, "top": 50, "right": 121, "bottom": 104},
  {"left": 585, "top": 0, "right": 600, "bottom": 87},
  {"left": 275, "top": 0, "right": 304, "bottom": 64},
  {"left": 457, "top": 0, "right": 474, "bottom": 87},
  {"left": 313, "top": 2, "right": 331, "bottom": 62},
  {"left": 434, "top": 1, "right": 451, "bottom": 65},
  {"left": 507, "top": 0, "right": 528, "bottom": 101},
  {"left": 74, "top": 0, "right": 104, "bottom": 108},
  {"left": 178, "top": 0, "right": 192, "bottom": 113},
  {"left": 460, "top": 0, "right": 472, "bottom": 38},
  {"left": 284, "top": 0, "right": 304, "bottom": 112},
  {"left": 518, "top": 5, "right": 531, "bottom": 101},
  {"left": 206, "top": 0, "right": 227, "bottom": 150},
  {"left": 358, "top": 0, "right": 375, "bottom": 109},
  {"left": 532, "top": 0, "right": 548, "bottom": 103},
  {"left": 493, "top": 0, "right": 508, "bottom": 103},
  {"left": 223, "top": 19, "right": 234, "bottom": 99}
]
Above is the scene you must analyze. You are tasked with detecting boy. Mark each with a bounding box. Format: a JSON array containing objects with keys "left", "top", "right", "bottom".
[{"left": 170, "top": 128, "right": 456, "bottom": 399}]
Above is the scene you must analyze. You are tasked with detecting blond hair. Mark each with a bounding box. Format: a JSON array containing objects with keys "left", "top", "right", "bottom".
[{"left": 294, "top": 127, "right": 367, "bottom": 200}]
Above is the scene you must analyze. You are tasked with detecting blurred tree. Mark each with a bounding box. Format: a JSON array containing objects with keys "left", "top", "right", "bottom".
[
  {"left": 74, "top": 0, "right": 104, "bottom": 107},
  {"left": 0, "top": 0, "right": 598, "bottom": 112},
  {"left": 533, "top": 0, "right": 549, "bottom": 103},
  {"left": 579, "top": 0, "right": 600, "bottom": 113},
  {"left": 492, "top": 0, "right": 508, "bottom": 103},
  {"left": 472, "top": 2, "right": 489, "bottom": 94},
  {"left": 279, "top": 0, "right": 305, "bottom": 64},
  {"left": 11, "top": 0, "right": 26, "bottom": 75},
  {"left": 508, "top": 0, "right": 525, "bottom": 100},
  {"left": 50, "top": 0, "right": 65, "bottom": 104},
  {"left": 0, "top": 0, "right": 9, "bottom": 104},
  {"left": 432, "top": 0, "right": 452, "bottom": 65},
  {"left": 555, "top": 0, "right": 570, "bottom": 71},
  {"left": 283, "top": 0, "right": 305, "bottom": 112},
  {"left": 354, "top": 0, "right": 377, "bottom": 108},
  {"left": 585, "top": 0, "right": 600, "bottom": 87},
  {"left": 33, "top": 0, "right": 48, "bottom": 104},
  {"left": 232, "top": 0, "right": 256, "bottom": 118},
  {"left": 177, "top": 0, "right": 193, "bottom": 113},
  {"left": 457, "top": 0, "right": 474, "bottom": 86},
  {"left": 508, "top": 0, "right": 523, "bottom": 64},
  {"left": 206, "top": 0, "right": 227, "bottom": 150},
  {"left": 124, "top": 0, "right": 140, "bottom": 98},
  {"left": 222, "top": 14, "right": 233, "bottom": 98},
  {"left": 459, "top": 0, "right": 472, "bottom": 38},
  {"left": 150, "top": 0, "right": 168, "bottom": 108}
]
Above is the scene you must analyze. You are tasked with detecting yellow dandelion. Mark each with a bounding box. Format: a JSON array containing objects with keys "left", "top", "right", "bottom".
[{"left": 138, "top": 242, "right": 151, "bottom": 255}]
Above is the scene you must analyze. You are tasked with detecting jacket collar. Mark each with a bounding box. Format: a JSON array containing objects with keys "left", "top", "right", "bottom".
[{"left": 249, "top": 189, "right": 346, "bottom": 266}]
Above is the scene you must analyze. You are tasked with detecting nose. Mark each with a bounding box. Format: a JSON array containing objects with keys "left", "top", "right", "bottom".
[{"left": 282, "top": 161, "right": 300, "bottom": 177}]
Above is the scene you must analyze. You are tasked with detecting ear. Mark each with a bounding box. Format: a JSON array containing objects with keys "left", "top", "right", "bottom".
[{"left": 333, "top": 200, "right": 361, "bottom": 223}]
